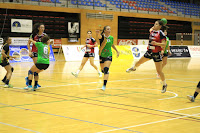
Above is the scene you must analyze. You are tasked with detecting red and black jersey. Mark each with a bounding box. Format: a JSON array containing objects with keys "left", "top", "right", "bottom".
[
  {"left": 31, "top": 33, "right": 47, "bottom": 52},
  {"left": 85, "top": 37, "right": 96, "bottom": 53},
  {"left": 147, "top": 30, "right": 166, "bottom": 53}
]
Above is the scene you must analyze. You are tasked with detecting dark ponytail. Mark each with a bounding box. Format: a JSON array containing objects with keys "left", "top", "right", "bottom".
[
  {"left": 157, "top": 20, "right": 168, "bottom": 32},
  {"left": 32, "top": 23, "right": 44, "bottom": 37},
  {"left": 3, "top": 36, "right": 9, "bottom": 45},
  {"left": 101, "top": 26, "right": 109, "bottom": 35}
]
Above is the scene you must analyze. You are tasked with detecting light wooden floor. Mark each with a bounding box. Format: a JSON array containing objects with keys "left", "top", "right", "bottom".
[{"left": 0, "top": 55, "right": 200, "bottom": 133}]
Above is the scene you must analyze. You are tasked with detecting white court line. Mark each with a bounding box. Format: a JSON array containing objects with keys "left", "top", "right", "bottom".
[
  {"left": 96, "top": 113, "right": 200, "bottom": 133},
  {"left": 167, "top": 79, "right": 197, "bottom": 83},
  {"left": 170, "top": 105, "right": 200, "bottom": 112},
  {"left": 0, "top": 122, "right": 40, "bottom": 133},
  {"left": 87, "top": 88, "right": 178, "bottom": 101}
]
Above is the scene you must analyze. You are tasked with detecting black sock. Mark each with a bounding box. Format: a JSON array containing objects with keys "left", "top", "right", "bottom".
[
  {"left": 194, "top": 92, "right": 199, "bottom": 99},
  {"left": 2, "top": 76, "right": 6, "bottom": 82},
  {"left": 34, "top": 81, "right": 38, "bottom": 87},
  {"left": 29, "top": 80, "right": 32, "bottom": 86},
  {"left": 5, "top": 79, "right": 9, "bottom": 85},
  {"left": 104, "top": 80, "right": 107, "bottom": 86}
]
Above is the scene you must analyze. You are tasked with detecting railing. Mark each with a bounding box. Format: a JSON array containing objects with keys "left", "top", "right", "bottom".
[{"left": 0, "top": 0, "right": 200, "bottom": 18}]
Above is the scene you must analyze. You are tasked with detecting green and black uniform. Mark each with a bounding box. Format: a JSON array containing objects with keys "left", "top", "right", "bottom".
[
  {"left": 35, "top": 42, "right": 50, "bottom": 70},
  {"left": 99, "top": 35, "right": 114, "bottom": 63},
  {"left": 0, "top": 43, "right": 10, "bottom": 67},
  {"left": 163, "top": 36, "right": 169, "bottom": 57}
]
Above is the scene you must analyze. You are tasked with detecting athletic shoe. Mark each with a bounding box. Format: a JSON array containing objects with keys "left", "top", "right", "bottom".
[
  {"left": 24, "top": 85, "right": 32, "bottom": 90},
  {"left": 37, "top": 84, "right": 41, "bottom": 87},
  {"left": 126, "top": 67, "right": 136, "bottom": 73},
  {"left": 187, "top": 95, "right": 195, "bottom": 102},
  {"left": 101, "top": 85, "right": 106, "bottom": 91},
  {"left": 161, "top": 84, "right": 167, "bottom": 93},
  {"left": 25, "top": 77, "right": 29, "bottom": 86},
  {"left": 98, "top": 72, "right": 102, "bottom": 77},
  {"left": 4, "top": 84, "right": 13, "bottom": 88},
  {"left": 32, "top": 86, "right": 38, "bottom": 91},
  {"left": 71, "top": 72, "right": 78, "bottom": 77}
]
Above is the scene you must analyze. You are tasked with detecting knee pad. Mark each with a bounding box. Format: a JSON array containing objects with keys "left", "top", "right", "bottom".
[
  {"left": 11, "top": 67, "right": 14, "bottom": 72},
  {"left": 28, "top": 70, "right": 33, "bottom": 75},
  {"left": 104, "top": 67, "right": 109, "bottom": 74},
  {"left": 197, "top": 81, "right": 200, "bottom": 88},
  {"left": 34, "top": 72, "right": 38, "bottom": 76}
]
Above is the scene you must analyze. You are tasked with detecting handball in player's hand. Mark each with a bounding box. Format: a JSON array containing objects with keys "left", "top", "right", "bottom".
[{"left": 161, "top": 18, "right": 167, "bottom": 26}]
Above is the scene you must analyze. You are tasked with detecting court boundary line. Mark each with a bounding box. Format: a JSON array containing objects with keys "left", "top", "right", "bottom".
[
  {"left": 0, "top": 121, "right": 40, "bottom": 133},
  {"left": 97, "top": 113, "right": 200, "bottom": 133},
  {"left": 170, "top": 105, "right": 200, "bottom": 112},
  {"left": 0, "top": 103, "right": 141, "bottom": 133}
]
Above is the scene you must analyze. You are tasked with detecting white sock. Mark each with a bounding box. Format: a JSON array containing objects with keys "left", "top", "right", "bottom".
[
  {"left": 76, "top": 70, "right": 80, "bottom": 74},
  {"left": 163, "top": 80, "right": 167, "bottom": 86},
  {"left": 97, "top": 70, "right": 101, "bottom": 73}
]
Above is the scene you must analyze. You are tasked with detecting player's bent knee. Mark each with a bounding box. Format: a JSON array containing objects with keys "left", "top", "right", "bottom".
[
  {"left": 34, "top": 72, "right": 39, "bottom": 76},
  {"left": 104, "top": 67, "right": 109, "bottom": 74},
  {"left": 28, "top": 70, "right": 33, "bottom": 75}
]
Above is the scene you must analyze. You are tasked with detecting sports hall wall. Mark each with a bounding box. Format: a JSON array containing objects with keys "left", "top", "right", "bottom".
[{"left": 0, "top": 3, "right": 200, "bottom": 45}]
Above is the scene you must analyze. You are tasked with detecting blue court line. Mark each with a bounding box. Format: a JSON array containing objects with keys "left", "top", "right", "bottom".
[
  {"left": 0, "top": 103, "right": 142, "bottom": 133},
  {"left": 0, "top": 121, "right": 40, "bottom": 133}
]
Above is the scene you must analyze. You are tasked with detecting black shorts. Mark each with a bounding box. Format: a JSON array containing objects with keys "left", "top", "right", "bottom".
[
  {"left": 99, "top": 56, "right": 112, "bottom": 63},
  {"left": 144, "top": 50, "right": 162, "bottom": 62},
  {"left": 0, "top": 60, "right": 10, "bottom": 67},
  {"left": 31, "top": 52, "right": 38, "bottom": 58},
  {"left": 35, "top": 63, "right": 49, "bottom": 70},
  {"left": 84, "top": 52, "right": 95, "bottom": 57},
  {"left": 163, "top": 52, "right": 168, "bottom": 57}
]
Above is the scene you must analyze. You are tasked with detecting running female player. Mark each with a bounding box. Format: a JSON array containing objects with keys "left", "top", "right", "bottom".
[
  {"left": 71, "top": 31, "right": 102, "bottom": 77},
  {"left": 24, "top": 35, "right": 50, "bottom": 91},
  {"left": 126, "top": 20, "right": 167, "bottom": 93},
  {"left": 25, "top": 23, "right": 47, "bottom": 87},
  {"left": 187, "top": 81, "right": 200, "bottom": 102},
  {"left": 0, "top": 37, "right": 15, "bottom": 88},
  {"left": 96, "top": 26, "right": 119, "bottom": 91}
]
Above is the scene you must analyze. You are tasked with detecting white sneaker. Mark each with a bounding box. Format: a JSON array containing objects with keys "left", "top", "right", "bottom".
[
  {"left": 98, "top": 72, "right": 102, "bottom": 77},
  {"left": 161, "top": 84, "right": 167, "bottom": 93},
  {"left": 4, "top": 84, "right": 13, "bottom": 88},
  {"left": 71, "top": 72, "right": 78, "bottom": 77},
  {"left": 187, "top": 95, "right": 195, "bottom": 102},
  {"left": 126, "top": 67, "right": 136, "bottom": 73}
]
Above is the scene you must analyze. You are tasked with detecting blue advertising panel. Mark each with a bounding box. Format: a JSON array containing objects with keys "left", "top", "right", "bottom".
[{"left": 9, "top": 45, "right": 55, "bottom": 63}]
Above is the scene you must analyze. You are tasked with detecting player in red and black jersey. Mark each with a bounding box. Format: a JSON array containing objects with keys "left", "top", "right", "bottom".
[
  {"left": 126, "top": 20, "right": 168, "bottom": 93},
  {"left": 25, "top": 23, "right": 46, "bottom": 88},
  {"left": 71, "top": 31, "right": 102, "bottom": 77}
]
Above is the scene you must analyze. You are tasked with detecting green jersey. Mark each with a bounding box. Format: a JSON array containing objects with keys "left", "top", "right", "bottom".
[
  {"left": 35, "top": 42, "right": 50, "bottom": 64},
  {"left": 100, "top": 35, "right": 114, "bottom": 57},
  {"left": 164, "top": 37, "right": 169, "bottom": 54}
]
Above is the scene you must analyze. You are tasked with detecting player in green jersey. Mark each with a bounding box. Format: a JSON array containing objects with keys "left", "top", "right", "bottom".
[
  {"left": 96, "top": 26, "right": 119, "bottom": 91},
  {"left": 24, "top": 35, "right": 50, "bottom": 91}
]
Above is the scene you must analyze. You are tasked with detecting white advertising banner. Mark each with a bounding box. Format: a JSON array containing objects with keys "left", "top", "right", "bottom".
[
  {"left": 62, "top": 45, "right": 99, "bottom": 61},
  {"left": 188, "top": 46, "right": 200, "bottom": 57},
  {"left": 11, "top": 19, "right": 32, "bottom": 33},
  {"left": 10, "top": 37, "right": 29, "bottom": 46},
  {"left": 130, "top": 45, "right": 148, "bottom": 60}
]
